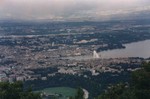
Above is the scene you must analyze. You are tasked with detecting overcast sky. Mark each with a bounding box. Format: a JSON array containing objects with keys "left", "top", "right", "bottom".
[{"left": 0, "top": 0, "right": 150, "bottom": 21}]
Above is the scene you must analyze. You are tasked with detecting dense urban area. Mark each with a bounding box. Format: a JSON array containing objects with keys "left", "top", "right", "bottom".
[{"left": 0, "top": 20, "right": 150, "bottom": 98}]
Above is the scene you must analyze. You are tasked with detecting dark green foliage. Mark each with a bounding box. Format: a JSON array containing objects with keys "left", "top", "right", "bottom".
[
  {"left": 75, "top": 88, "right": 84, "bottom": 99},
  {"left": 97, "top": 62, "right": 150, "bottom": 99},
  {"left": 69, "top": 88, "right": 84, "bottom": 99},
  {"left": 0, "top": 81, "right": 41, "bottom": 99},
  {"left": 131, "top": 62, "right": 150, "bottom": 99},
  {"left": 97, "top": 83, "right": 129, "bottom": 99}
]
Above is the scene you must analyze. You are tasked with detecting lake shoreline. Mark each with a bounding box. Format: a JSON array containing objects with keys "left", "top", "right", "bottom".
[{"left": 65, "top": 39, "right": 150, "bottom": 60}]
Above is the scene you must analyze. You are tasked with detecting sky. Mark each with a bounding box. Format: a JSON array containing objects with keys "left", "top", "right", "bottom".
[{"left": 0, "top": 0, "right": 150, "bottom": 21}]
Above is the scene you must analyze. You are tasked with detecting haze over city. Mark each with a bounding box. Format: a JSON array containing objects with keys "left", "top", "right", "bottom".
[
  {"left": 0, "top": 0, "right": 150, "bottom": 21},
  {"left": 0, "top": 0, "right": 150, "bottom": 99}
]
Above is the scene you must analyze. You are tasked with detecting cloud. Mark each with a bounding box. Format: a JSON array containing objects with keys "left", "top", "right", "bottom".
[{"left": 0, "top": 0, "right": 150, "bottom": 21}]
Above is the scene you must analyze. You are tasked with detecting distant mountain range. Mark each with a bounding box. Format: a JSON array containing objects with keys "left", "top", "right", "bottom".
[{"left": 0, "top": 10, "right": 150, "bottom": 22}]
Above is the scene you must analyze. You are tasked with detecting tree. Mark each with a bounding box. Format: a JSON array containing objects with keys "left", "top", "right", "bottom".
[
  {"left": 0, "top": 81, "right": 41, "bottom": 99},
  {"left": 97, "top": 62, "right": 150, "bottom": 99},
  {"left": 75, "top": 88, "right": 84, "bottom": 99},
  {"left": 131, "top": 62, "right": 150, "bottom": 99},
  {"left": 97, "top": 83, "right": 129, "bottom": 99},
  {"left": 69, "top": 87, "right": 84, "bottom": 99}
]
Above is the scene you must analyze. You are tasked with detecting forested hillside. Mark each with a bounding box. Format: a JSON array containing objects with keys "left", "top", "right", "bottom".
[{"left": 97, "top": 62, "right": 150, "bottom": 99}]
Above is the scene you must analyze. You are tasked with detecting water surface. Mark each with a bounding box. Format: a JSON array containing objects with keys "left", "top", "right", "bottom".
[
  {"left": 67, "top": 40, "right": 150, "bottom": 60},
  {"left": 101, "top": 40, "right": 150, "bottom": 58}
]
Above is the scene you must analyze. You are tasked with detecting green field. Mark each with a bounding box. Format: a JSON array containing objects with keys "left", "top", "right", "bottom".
[{"left": 37, "top": 87, "right": 77, "bottom": 99}]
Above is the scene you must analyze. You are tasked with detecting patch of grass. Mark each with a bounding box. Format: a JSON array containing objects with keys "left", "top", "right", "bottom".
[{"left": 37, "top": 87, "right": 77, "bottom": 99}]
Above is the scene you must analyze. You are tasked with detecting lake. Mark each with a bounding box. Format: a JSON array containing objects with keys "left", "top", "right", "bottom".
[
  {"left": 101, "top": 40, "right": 150, "bottom": 58},
  {"left": 67, "top": 40, "right": 150, "bottom": 60}
]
